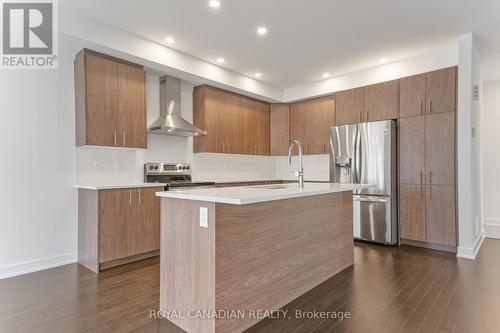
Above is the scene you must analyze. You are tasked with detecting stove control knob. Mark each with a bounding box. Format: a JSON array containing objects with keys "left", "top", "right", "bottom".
[
  {"left": 154, "top": 165, "right": 159, "bottom": 170},
  {"left": 186, "top": 166, "right": 190, "bottom": 170},
  {"left": 149, "top": 165, "right": 155, "bottom": 170}
]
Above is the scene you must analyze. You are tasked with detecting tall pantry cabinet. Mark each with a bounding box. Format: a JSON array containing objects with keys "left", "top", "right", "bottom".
[{"left": 398, "top": 67, "right": 457, "bottom": 250}]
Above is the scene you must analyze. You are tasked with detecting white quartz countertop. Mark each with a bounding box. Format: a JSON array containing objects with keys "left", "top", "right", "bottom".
[
  {"left": 156, "top": 183, "right": 372, "bottom": 205},
  {"left": 75, "top": 183, "right": 166, "bottom": 190}
]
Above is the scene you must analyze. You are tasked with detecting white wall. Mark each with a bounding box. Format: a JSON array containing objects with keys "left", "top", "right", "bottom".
[
  {"left": 457, "top": 33, "right": 485, "bottom": 259},
  {"left": 482, "top": 80, "right": 500, "bottom": 238},
  {"left": 283, "top": 40, "right": 458, "bottom": 102},
  {"left": 0, "top": 40, "right": 78, "bottom": 279}
]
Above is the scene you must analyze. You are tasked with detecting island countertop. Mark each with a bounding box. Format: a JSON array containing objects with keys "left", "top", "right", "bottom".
[{"left": 155, "top": 182, "right": 372, "bottom": 205}]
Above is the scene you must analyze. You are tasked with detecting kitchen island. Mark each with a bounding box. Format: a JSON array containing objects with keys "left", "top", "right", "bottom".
[{"left": 156, "top": 183, "right": 368, "bottom": 333}]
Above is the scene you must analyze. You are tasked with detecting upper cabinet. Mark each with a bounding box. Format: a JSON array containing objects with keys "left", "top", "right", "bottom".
[
  {"left": 364, "top": 80, "right": 399, "bottom": 122},
  {"left": 335, "top": 87, "right": 364, "bottom": 125},
  {"left": 270, "top": 104, "right": 290, "bottom": 156},
  {"left": 335, "top": 81, "right": 398, "bottom": 125},
  {"left": 75, "top": 49, "right": 147, "bottom": 148},
  {"left": 193, "top": 85, "right": 270, "bottom": 155},
  {"left": 400, "top": 74, "right": 426, "bottom": 117},
  {"left": 425, "top": 67, "right": 456, "bottom": 114},
  {"left": 399, "top": 67, "right": 456, "bottom": 118},
  {"left": 290, "top": 96, "right": 335, "bottom": 155}
]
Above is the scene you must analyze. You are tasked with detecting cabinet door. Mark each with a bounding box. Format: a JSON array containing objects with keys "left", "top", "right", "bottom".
[
  {"left": 99, "top": 189, "right": 131, "bottom": 262},
  {"left": 400, "top": 185, "right": 426, "bottom": 242},
  {"left": 426, "top": 185, "right": 456, "bottom": 246},
  {"left": 306, "top": 99, "right": 325, "bottom": 155},
  {"left": 364, "top": 80, "right": 399, "bottom": 121},
  {"left": 117, "top": 63, "right": 147, "bottom": 148},
  {"left": 84, "top": 53, "right": 119, "bottom": 146},
  {"left": 426, "top": 67, "right": 456, "bottom": 114},
  {"left": 425, "top": 112, "right": 455, "bottom": 185},
  {"left": 290, "top": 102, "right": 309, "bottom": 154},
  {"left": 225, "top": 93, "right": 247, "bottom": 154},
  {"left": 256, "top": 102, "right": 270, "bottom": 155},
  {"left": 399, "top": 116, "right": 425, "bottom": 185},
  {"left": 335, "top": 87, "right": 364, "bottom": 125},
  {"left": 320, "top": 96, "right": 335, "bottom": 154},
  {"left": 270, "top": 104, "right": 290, "bottom": 156},
  {"left": 194, "top": 87, "right": 226, "bottom": 153},
  {"left": 129, "top": 187, "right": 161, "bottom": 255},
  {"left": 400, "top": 74, "right": 426, "bottom": 118}
]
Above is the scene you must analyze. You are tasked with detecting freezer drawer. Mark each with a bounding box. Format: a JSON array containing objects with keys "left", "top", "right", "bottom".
[{"left": 353, "top": 195, "right": 397, "bottom": 244}]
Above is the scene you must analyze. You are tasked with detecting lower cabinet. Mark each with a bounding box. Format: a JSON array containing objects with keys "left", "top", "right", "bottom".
[
  {"left": 400, "top": 184, "right": 456, "bottom": 249},
  {"left": 78, "top": 186, "right": 162, "bottom": 272}
]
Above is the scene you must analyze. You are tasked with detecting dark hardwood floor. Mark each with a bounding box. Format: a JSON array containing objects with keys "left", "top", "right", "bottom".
[{"left": 1, "top": 240, "right": 499, "bottom": 333}]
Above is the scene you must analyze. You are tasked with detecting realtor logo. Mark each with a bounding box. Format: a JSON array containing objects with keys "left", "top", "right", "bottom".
[{"left": 1, "top": 0, "right": 58, "bottom": 69}]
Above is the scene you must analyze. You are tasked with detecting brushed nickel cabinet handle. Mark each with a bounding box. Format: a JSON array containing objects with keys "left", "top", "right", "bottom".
[
  {"left": 122, "top": 132, "right": 126, "bottom": 147},
  {"left": 420, "top": 100, "right": 423, "bottom": 115},
  {"left": 420, "top": 171, "right": 423, "bottom": 184},
  {"left": 138, "top": 189, "right": 141, "bottom": 205},
  {"left": 420, "top": 185, "right": 423, "bottom": 199},
  {"left": 114, "top": 131, "right": 117, "bottom": 146},
  {"left": 429, "top": 171, "right": 432, "bottom": 184},
  {"left": 129, "top": 189, "right": 132, "bottom": 205},
  {"left": 428, "top": 99, "right": 432, "bottom": 113},
  {"left": 366, "top": 111, "right": 369, "bottom": 121},
  {"left": 359, "top": 111, "right": 363, "bottom": 122}
]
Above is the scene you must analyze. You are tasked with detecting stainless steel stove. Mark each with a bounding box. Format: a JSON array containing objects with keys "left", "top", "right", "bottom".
[{"left": 144, "top": 162, "right": 215, "bottom": 190}]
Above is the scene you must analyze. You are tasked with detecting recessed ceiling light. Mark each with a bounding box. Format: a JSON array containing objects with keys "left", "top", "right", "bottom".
[
  {"left": 254, "top": 73, "right": 262, "bottom": 78},
  {"left": 216, "top": 57, "right": 225, "bottom": 64},
  {"left": 257, "top": 27, "right": 267, "bottom": 35},
  {"left": 165, "top": 37, "right": 175, "bottom": 44},
  {"left": 323, "top": 73, "right": 331, "bottom": 78},
  {"left": 379, "top": 57, "right": 388, "bottom": 63},
  {"left": 209, "top": 0, "right": 220, "bottom": 8}
]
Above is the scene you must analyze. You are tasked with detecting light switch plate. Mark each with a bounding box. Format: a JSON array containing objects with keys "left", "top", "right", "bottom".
[{"left": 199, "top": 207, "right": 208, "bottom": 228}]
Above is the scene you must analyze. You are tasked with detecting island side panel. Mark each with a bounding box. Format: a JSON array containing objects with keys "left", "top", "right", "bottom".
[
  {"left": 214, "top": 192, "right": 354, "bottom": 333},
  {"left": 160, "top": 198, "right": 216, "bottom": 333}
]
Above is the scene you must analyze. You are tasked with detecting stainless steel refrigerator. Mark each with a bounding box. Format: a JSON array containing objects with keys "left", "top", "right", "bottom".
[{"left": 329, "top": 120, "right": 397, "bottom": 245}]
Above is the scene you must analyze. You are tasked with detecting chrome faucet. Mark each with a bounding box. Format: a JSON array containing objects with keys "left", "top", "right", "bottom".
[{"left": 288, "top": 140, "right": 304, "bottom": 188}]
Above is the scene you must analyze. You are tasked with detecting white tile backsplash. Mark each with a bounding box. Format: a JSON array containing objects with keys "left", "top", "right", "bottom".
[{"left": 274, "top": 154, "right": 330, "bottom": 181}]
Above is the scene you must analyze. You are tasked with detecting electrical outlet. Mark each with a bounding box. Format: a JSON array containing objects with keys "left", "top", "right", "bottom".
[{"left": 199, "top": 207, "right": 208, "bottom": 228}]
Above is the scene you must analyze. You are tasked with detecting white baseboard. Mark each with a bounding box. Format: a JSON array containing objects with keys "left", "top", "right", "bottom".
[
  {"left": 457, "top": 231, "right": 485, "bottom": 260},
  {"left": 0, "top": 253, "right": 77, "bottom": 280},
  {"left": 484, "top": 218, "right": 500, "bottom": 239}
]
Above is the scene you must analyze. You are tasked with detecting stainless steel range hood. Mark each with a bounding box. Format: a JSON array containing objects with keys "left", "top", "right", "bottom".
[{"left": 148, "top": 75, "right": 206, "bottom": 137}]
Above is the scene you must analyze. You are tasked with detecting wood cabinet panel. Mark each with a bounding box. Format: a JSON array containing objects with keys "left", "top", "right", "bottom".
[
  {"left": 193, "top": 85, "right": 270, "bottom": 155},
  {"left": 335, "top": 87, "right": 364, "bottom": 125},
  {"left": 321, "top": 96, "right": 335, "bottom": 154},
  {"left": 129, "top": 187, "right": 161, "bottom": 256},
  {"left": 256, "top": 102, "right": 270, "bottom": 155},
  {"left": 270, "top": 104, "right": 290, "bottom": 156},
  {"left": 117, "top": 63, "right": 147, "bottom": 148},
  {"left": 83, "top": 52, "right": 119, "bottom": 147},
  {"left": 426, "top": 67, "right": 456, "bottom": 114},
  {"left": 400, "top": 74, "right": 426, "bottom": 118},
  {"left": 290, "top": 101, "right": 309, "bottom": 154},
  {"left": 399, "top": 116, "right": 425, "bottom": 185},
  {"left": 290, "top": 96, "right": 334, "bottom": 155},
  {"left": 75, "top": 49, "right": 147, "bottom": 148},
  {"left": 400, "top": 185, "right": 426, "bottom": 242},
  {"left": 364, "top": 80, "right": 399, "bottom": 121},
  {"left": 426, "top": 185, "right": 456, "bottom": 246},
  {"left": 425, "top": 112, "right": 455, "bottom": 185},
  {"left": 99, "top": 189, "right": 130, "bottom": 263}
]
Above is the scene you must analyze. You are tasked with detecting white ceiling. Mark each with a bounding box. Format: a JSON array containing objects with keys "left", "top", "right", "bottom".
[{"left": 60, "top": 0, "right": 500, "bottom": 88}]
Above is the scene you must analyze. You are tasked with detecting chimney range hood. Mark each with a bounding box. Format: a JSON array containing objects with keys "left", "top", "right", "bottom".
[{"left": 148, "top": 75, "right": 206, "bottom": 137}]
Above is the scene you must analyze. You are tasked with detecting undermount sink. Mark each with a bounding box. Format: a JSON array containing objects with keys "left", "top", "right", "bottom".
[{"left": 248, "top": 185, "right": 289, "bottom": 190}]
